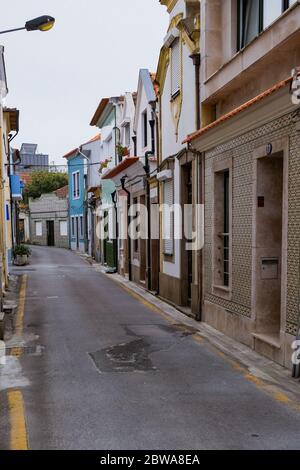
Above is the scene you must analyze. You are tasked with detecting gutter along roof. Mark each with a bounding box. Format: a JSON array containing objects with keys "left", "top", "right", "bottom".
[
  {"left": 183, "top": 76, "right": 293, "bottom": 144},
  {"left": 101, "top": 157, "right": 139, "bottom": 180}
]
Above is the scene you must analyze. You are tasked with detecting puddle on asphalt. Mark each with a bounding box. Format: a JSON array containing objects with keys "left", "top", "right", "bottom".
[{"left": 89, "top": 338, "right": 156, "bottom": 373}]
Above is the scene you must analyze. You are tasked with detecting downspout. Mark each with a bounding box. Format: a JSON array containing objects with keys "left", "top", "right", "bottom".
[
  {"left": 144, "top": 112, "right": 155, "bottom": 291},
  {"left": 121, "top": 176, "right": 132, "bottom": 281},
  {"left": 189, "top": 52, "right": 202, "bottom": 321},
  {"left": 190, "top": 53, "right": 201, "bottom": 130},
  {"left": 132, "top": 134, "right": 137, "bottom": 156},
  {"left": 111, "top": 190, "right": 119, "bottom": 272},
  {"left": 8, "top": 130, "right": 19, "bottom": 250},
  {"left": 188, "top": 145, "right": 204, "bottom": 322}
]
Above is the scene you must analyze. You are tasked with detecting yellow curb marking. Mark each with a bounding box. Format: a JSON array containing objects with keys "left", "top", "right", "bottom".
[
  {"left": 8, "top": 390, "right": 28, "bottom": 450},
  {"left": 8, "top": 274, "right": 29, "bottom": 449},
  {"left": 118, "top": 282, "right": 175, "bottom": 324},
  {"left": 15, "top": 274, "right": 27, "bottom": 338}
]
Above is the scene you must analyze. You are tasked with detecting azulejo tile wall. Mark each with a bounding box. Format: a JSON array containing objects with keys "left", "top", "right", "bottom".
[{"left": 204, "top": 112, "right": 300, "bottom": 335}]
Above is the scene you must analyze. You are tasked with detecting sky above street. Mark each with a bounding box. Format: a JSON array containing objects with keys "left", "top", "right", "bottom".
[{"left": 2, "top": 0, "right": 168, "bottom": 166}]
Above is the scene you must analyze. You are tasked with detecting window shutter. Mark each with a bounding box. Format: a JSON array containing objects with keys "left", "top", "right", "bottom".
[
  {"left": 163, "top": 179, "right": 174, "bottom": 255},
  {"left": 171, "top": 39, "right": 180, "bottom": 97}
]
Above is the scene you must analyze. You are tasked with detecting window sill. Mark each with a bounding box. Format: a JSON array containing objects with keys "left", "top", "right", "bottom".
[{"left": 212, "top": 284, "right": 232, "bottom": 300}]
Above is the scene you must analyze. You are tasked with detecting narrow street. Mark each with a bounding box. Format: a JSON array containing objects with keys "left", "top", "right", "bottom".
[{"left": 1, "top": 246, "right": 300, "bottom": 450}]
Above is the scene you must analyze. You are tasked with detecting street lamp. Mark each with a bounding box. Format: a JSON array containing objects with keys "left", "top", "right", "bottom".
[{"left": 0, "top": 16, "right": 55, "bottom": 35}]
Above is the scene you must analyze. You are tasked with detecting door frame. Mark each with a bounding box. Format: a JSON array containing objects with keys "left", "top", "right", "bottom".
[{"left": 252, "top": 136, "right": 289, "bottom": 342}]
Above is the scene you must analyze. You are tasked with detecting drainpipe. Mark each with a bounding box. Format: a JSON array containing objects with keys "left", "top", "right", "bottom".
[
  {"left": 8, "top": 130, "right": 19, "bottom": 250},
  {"left": 190, "top": 53, "right": 201, "bottom": 130},
  {"left": 121, "top": 176, "right": 132, "bottom": 281},
  {"left": 144, "top": 113, "right": 155, "bottom": 291},
  {"left": 111, "top": 190, "right": 119, "bottom": 272},
  {"left": 132, "top": 134, "right": 137, "bottom": 156},
  {"left": 188, "top": 144, "right": 204, "bottom": 322}
]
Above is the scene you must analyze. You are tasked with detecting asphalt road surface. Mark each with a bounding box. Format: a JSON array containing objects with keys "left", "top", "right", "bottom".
[{"left": 1, "top": 246, "right": 300, "bottom": 450}]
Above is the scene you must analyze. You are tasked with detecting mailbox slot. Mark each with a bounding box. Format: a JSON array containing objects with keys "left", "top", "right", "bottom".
[{"left": 261, "top": 258, "right": 279, "bottom": 280}]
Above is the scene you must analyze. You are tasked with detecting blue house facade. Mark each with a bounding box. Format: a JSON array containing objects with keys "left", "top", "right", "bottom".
[{"left": 64, "top": 149, "right": 86, "bottom": 252}]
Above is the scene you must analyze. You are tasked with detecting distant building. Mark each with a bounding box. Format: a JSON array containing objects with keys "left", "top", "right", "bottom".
[
  {"left": 15, "top": 143, "right": 49, "bottom": 175},
  {"left": 29, "top": 186, "right": 69, "bottom": 248},
  {"left": 64, "top": 148, "right": 86, "bottom": 252}
]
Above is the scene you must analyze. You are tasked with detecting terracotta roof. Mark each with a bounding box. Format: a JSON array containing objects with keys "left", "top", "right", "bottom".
[
  {"left": 84, "top": 134, "right": 101, "bottom": 144},
  {"left": 90, "top": 96, "right": 125, "bottom": 127},
  {"left": 90, "top": 98, "right": 109, "bottom": 126},
  {"left": 3, "top": 107, "right": 19, "bottom": 132},
  {"left": 183, "top": 76, "right": 293, "bottom": 144},
  {"left": 102, "top": 157, "right": 139, "bottom": 180},
  {"left": 54, "top": 185, "right": 69, "bottom": 199},
  {"left": 63, "top": 147, "right": 78, "bottom": 159}
]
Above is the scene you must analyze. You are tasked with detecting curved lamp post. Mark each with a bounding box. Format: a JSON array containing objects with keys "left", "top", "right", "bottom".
[{"left": 0, "top": 16, "right": 55, "bottom": 35}]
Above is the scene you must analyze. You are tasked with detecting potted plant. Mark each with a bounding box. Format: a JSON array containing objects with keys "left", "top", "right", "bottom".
[
  {"left": 13, "top": 245, "right": 32, "bottom": 266},
  {"left": 117, "top": 144, "right": 129, "bottom": 159}
]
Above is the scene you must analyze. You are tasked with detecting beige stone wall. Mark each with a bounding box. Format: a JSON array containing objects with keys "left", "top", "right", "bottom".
[{"left": 204, "top": 111, "right": 300, "bottom": 336}]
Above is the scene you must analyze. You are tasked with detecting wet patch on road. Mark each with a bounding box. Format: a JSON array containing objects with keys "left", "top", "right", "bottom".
[
  {"left": 89, "top": 338, "right": 156, "bottom": 373},
  {"left": 158, "top": 323, "right": 198, "bottom": 337}
]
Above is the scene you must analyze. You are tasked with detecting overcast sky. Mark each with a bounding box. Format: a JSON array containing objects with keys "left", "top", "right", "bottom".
[{"left": 1, "top": 0, "right": 168, "bottom": 166}]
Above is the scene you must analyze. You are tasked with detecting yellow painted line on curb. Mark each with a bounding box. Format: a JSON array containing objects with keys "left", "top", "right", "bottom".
[
  {"left": 118, "top": 282, "right": 175, "bottom": 324},
  {"left": 15, "top": 274, "right": 27, "bottom": 338},
  {"left": 8, "top": 275, "right": 29, "bottom": 449},
  {"left": 7, "top": 390, "right": 28, "bottom": 450}
]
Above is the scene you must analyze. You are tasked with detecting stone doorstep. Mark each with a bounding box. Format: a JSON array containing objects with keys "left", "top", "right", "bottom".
[{"left": 87, "top": 260, "right": 300, "bottom": 404}]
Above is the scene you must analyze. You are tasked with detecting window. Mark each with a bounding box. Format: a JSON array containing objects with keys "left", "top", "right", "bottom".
[
  {"left": 72, "top": 171, "right": 80, "bottom": 199},
  {"left": 163, "top": 179, "right": 174, "bottom": 256},
  {"left": 238, "top": 0, "right": 297, "bottom": 50},
  {"left": 35, "top": 221, "right": 42, "bottom": 237},
  {"left": 263, "top": 0, "right": 282, "bottom": 28},
  {"left": 142, "top": 111, "right": 148, "bottom": 148},
  {"left": 223, "top": 171, "right": 230, "bottom": 287},
  {"left": 79, "top": 216, "right": 83, "bottom": 238},
  {"left": 171, "top": 38, "right": 180, "bottom": 97},
  {"left": 71, "top": 217, "right": 75, "bottom": 237},
  {"left": 60, "top": 220, "right": 68, "bottom": 237},
  {"left": 125, "top": 124, "right": 131, "bottom": 148},
  {"left": 213, "top": 163, "right": 232, "bottom": 293}
]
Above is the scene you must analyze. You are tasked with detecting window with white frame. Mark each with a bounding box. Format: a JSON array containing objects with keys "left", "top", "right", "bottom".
[
  {"left": 72, "top": 171, "right": 80, "bottom": 199},
  {"left": 125, "top": 123, "right": 131, "bottom": 148},
  {"left": 60, "top": 220, "right": 68, "bottom": 237},
  {"left": 35, "top": 221, "right": 42, "bottom": 237},
  {"left": 171, "top": 38, "right": 181, "bottom": 98},
  {"left": 79, "top": 215, "right": 83, "bottom": 238},
  {"left": 163, "top": 179, "right": 174, "bottom": 256},
  {"left": 238, "top": 0, "right": 297, "bottom": 50},
  {"left": 71, "top": 217, "right": 75, "bottom": 237}
]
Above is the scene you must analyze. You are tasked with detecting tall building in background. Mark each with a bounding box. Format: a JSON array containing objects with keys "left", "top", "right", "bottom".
[{"left": 15, "top": 143, "right": 49, "bottom": 176}]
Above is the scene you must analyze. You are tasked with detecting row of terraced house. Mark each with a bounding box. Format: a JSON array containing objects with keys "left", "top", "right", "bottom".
[
  {"left": 63, "top": 0, "right": 300, "bottom": 370},
  {"left": 0, "top": 45, "right": 23, "bottom": 335}
]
